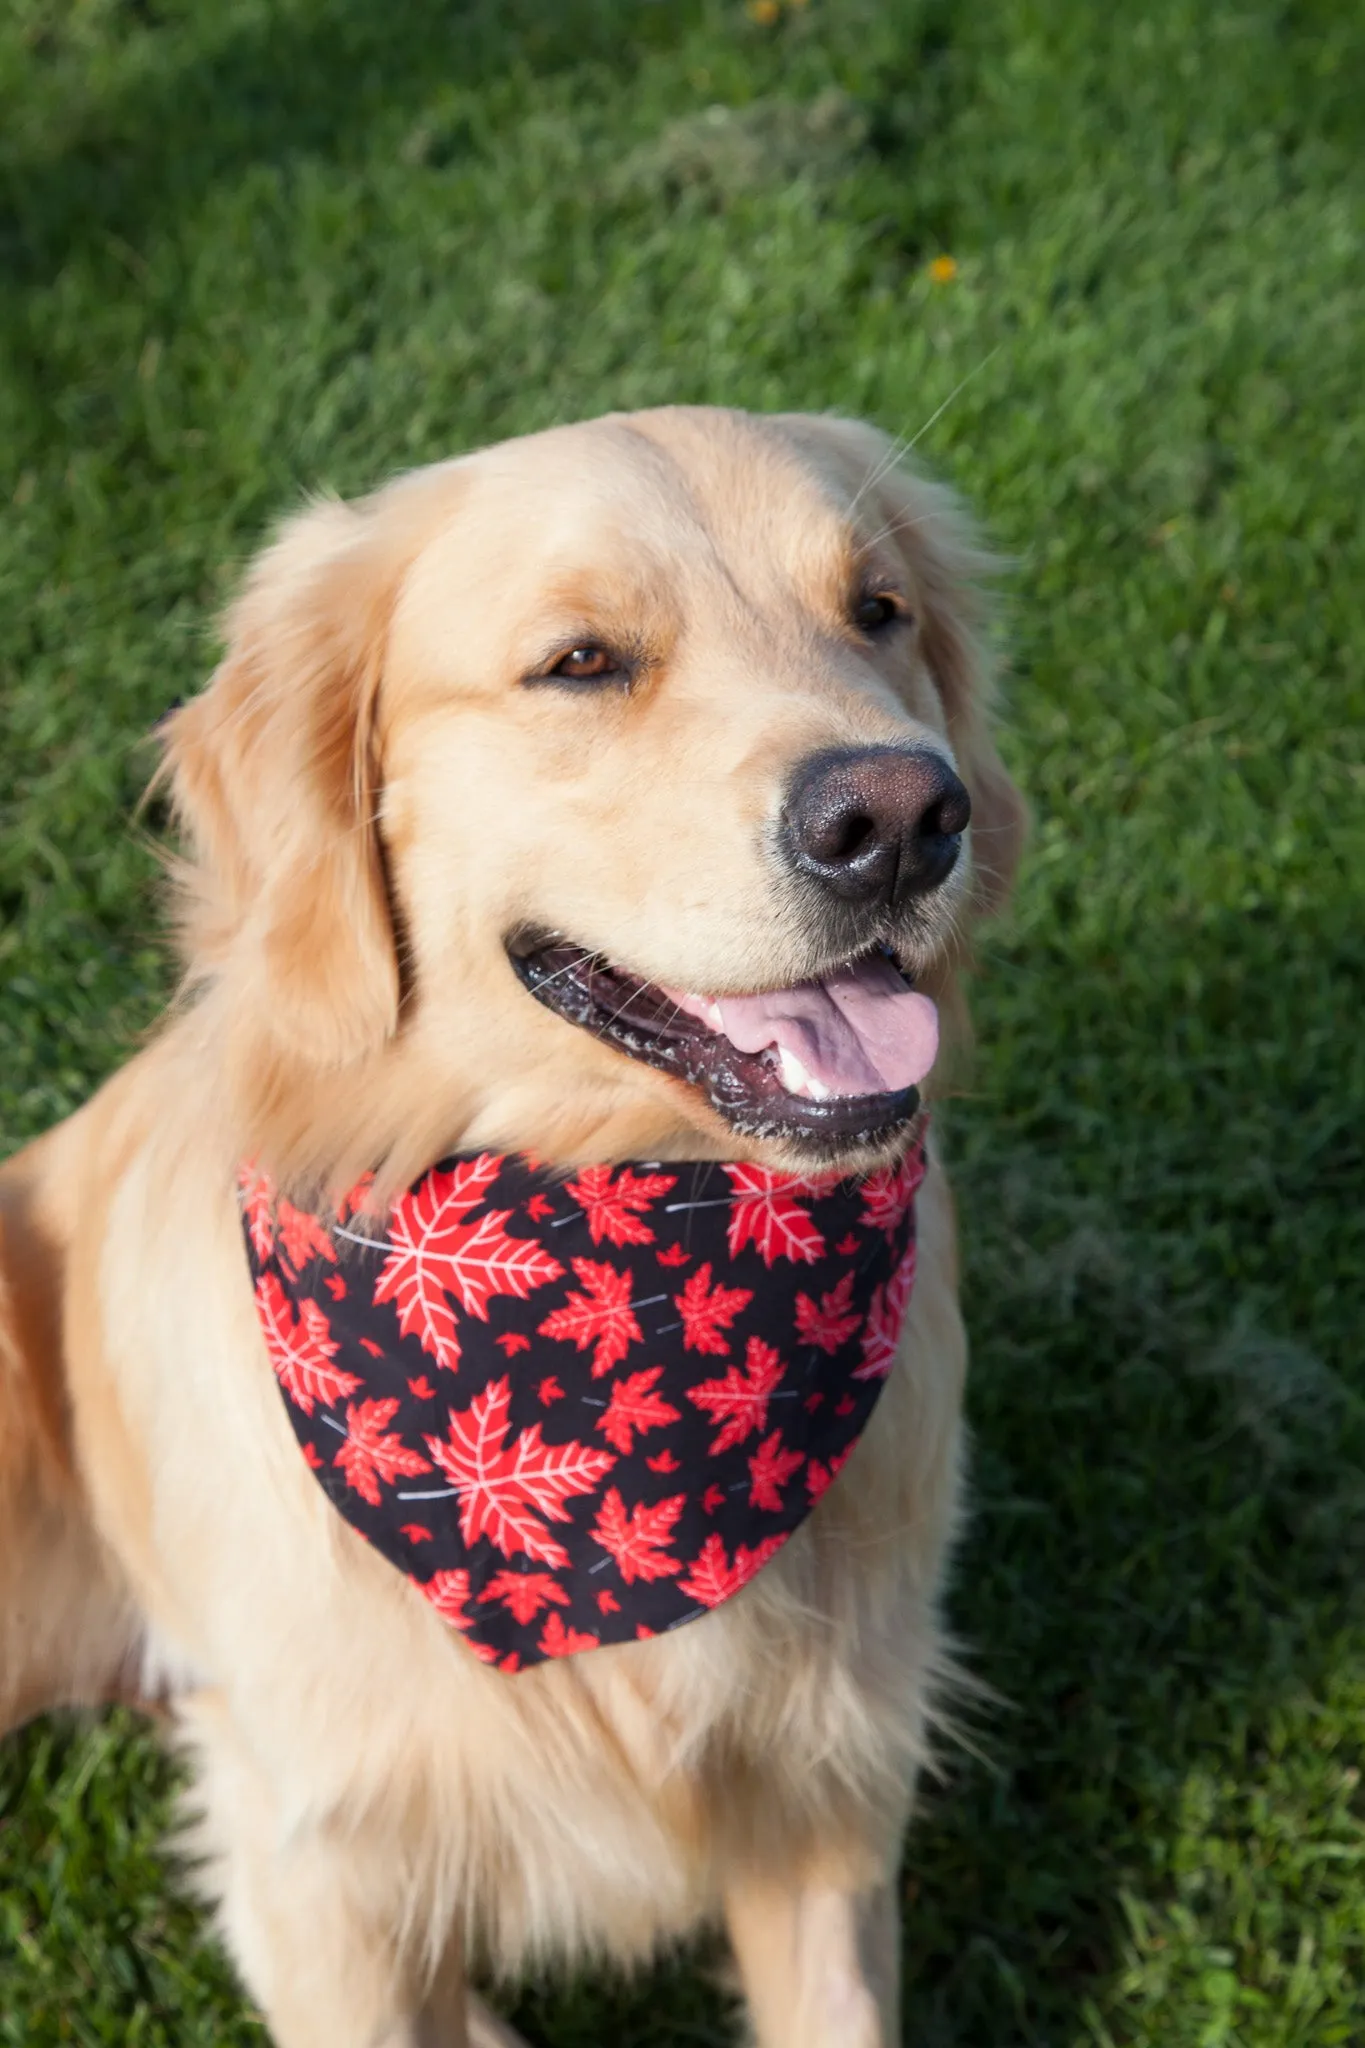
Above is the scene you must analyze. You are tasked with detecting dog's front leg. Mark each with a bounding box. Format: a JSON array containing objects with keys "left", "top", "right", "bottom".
[
  {"left": 724, "top": 1875, "right": 899, "bottom": 2048},
  {"left": 183, "top": 1695, "right": 539, "bottom": 2048}
]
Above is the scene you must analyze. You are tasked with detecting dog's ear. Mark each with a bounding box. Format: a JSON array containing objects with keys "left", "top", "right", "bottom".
[
  {"left": 778, "top": 415, "right": 1028, "bottom": 918},
  {"left": 160, "top": 493, "right": 415, "bottom": 1067}
]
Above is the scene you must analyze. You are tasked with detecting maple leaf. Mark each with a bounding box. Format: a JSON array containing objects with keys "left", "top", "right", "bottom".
[
  {"left": 596, "top": 1365, "right": 680, "bottom": 1455},
  {"left": 686, "top": 1335, "right": 786, "bottom": 1453},
  {"left": 655, "top": 1243, "right": 690, "bottom": 1268},
  {"left": 646, "top": 1448, "right": 680, "bottom": 1473},
  {"left": 836, "top": 1233, "right": 860, "bottom": 1256},
  {"left": 255, "top": 1274, "right": 362, "bottom": 1416},
  {"left": 408, "top": 1374, "right": 436, "bottom": 1400},
  {"left": 793, "top": 1271, "right": 863, "bottom": 1354},
  {"left": 477, "top": 1569, "right": 569, "bottom": 1624},
  {"left": 323, "top": 1273, "right": 347, "bottom": 1301},
  {"left": 335, "top": 1169, "right": 377, "bottom": 1222},
  {"left": 496, "top": 1332, "right": 532, "bottom": 1357},
  {"left": 526, "top": 1192, "right": 555, "bottom": 1221},
  {"left": 675, "top": 1262, "right": 753, "bottom": 1356},
  {"left": 238, "top": 1161, "right": 276, "bottom": 1260},
  {"left": 721, "top": 1164, "right": 833, "bottom": 1266},
  {"left": 806, "top": 1447, "right": 852, "bottom": 1504},
  {"left": 590, "top": 1487, "right": 684, "bottom": 1584},
  {"left": 275, "top": 1196, "right": 338, "bottom": 1277},
  {"left": 374, "top": 1154, "right": 562, "bottom": 1371},
  {"left": 852, "top": 1244, "right": 918, "bottom": 1381},
  {"left": 400, "top": 1522, "right": 434, "bottom": 1542},
  {"left": 859, "top": 1149, "right": 925, "bottom": 1238},
  {"left": 677, "top": 1532, "right": 786, "bottom": 1608},
  {"left": 538, "top": 1611, "right": 600, "bottom": 1658},
  {"left": 537, "top": 1258, "right": 641, "bottom": 1377},
  {"left": 565, "top": 1164, "right": 677, "bottom": 1246},
  {"left": 424, "top": 1377, "right": 615, "bottom": 1567},
  {"left": 597, "top": 1589, "right": 620, "bottom": 1615},
  {"left": 538, "top": 1376, "right": 565, "bottom": 1405},
  {"left": 421, "top": 1567, "right": 475, "bottom": 1632},
  {"left": 360, "top": 1337, "right": 385, "bottom": 1358},
  {"left": 333, "top": 1396, "right": 432, "bottom": 1507},
  {"left": 747, "top": 1430, "right": 805, "bottom": 1511},
  {"left": 701, "top": 1483, "right": 725, "bottom": 1515}
]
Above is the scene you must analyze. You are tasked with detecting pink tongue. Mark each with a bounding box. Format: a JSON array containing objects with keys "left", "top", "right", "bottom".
[{"left": 667, "top": 957, "right": 939, "bottom": 1098}]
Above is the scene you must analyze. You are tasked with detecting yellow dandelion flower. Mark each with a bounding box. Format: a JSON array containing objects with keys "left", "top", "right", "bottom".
[
  {"left": 747, "top": 0, "right": 781, "bottom": 23},
  {"left": 928, "top": 254, "right": 958, "bottom": 284}
]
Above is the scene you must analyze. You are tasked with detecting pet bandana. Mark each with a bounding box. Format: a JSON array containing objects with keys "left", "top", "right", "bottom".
[{"left": 241, "top": 1141, "right": 924, "bottom": 1671}]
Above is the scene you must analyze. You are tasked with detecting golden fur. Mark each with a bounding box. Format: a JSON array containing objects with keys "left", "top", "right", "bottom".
[{"left": 0, "top": 408, "right": 1024, "bottom": 2048}]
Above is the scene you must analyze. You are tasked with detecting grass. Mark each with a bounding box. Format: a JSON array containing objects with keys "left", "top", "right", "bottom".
[{"left": 2, "top": 0, "right": 1363, "bottom": 2040}]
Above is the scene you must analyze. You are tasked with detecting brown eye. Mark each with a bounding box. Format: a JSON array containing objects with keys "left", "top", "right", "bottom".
[
  {"left": 552, "top": 645, "right": 616, "bottom": 681},
  {"left": 853, "top": 593, "right": 903, "bottom": 633}
]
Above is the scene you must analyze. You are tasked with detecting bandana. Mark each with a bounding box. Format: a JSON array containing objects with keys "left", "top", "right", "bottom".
[{"left": 240, "top": 1141, "right": 924, "bottom": 1672}]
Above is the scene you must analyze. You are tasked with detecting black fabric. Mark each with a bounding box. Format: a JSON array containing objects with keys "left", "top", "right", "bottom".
[{"left": 241, "top": 1141, "right": 924, "bottom": 1671}]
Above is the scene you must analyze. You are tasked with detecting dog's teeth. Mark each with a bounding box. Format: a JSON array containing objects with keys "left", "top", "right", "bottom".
[{"left": 775, "top": 1044, "right": 830, "bottom": 1101}]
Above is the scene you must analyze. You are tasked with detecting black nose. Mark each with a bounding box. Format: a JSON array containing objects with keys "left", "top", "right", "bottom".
[{"left": 782, "top": 746, "right": 971, "bottom": 907}]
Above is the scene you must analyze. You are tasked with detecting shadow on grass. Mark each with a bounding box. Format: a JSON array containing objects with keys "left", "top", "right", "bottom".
[{"left": 0, "top": 0, "right": 705, "bottom": 290}]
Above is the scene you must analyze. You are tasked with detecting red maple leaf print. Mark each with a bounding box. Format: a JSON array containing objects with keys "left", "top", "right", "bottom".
[
  {"left": 656, "top": 1242, "right": 690, "bottom": 1268},
  {"left": 496, "top": 1332, "right": 532, "bottom": 1357},
  {"left": 721, "top": 1165, "right": 832, "bottom": 1266},
  {"left": 477, "top": 1569, "right": 569, "bottom": 1625},
  {"left": 537, "top": 1258, "right": 641, "bottom": 1377},
  {"left": 565, "top": 1164, "right": 677, "bottom": 1246},
  {"left": 323, "top": 1273, "right": 347, "bottom": 1301},
  {"left": 400, "top": 1522, "right": 434, "bottom": 1543},
  {"left": 275, "top": 1196, "right": 338, "bottom": 1277},
  {"left": 646, "top": 1448, "right": 680, "bottom": 1473},
  {"left": 538, "top": 1375, "right": 565, "bottom": 1405},
  {"left": 424, "top": 1377, "right": 615, "bottom": 1568},
  {"left": 686, "top": 1335, "right": 786, "bottom": 1453},
  {"left": 677, "top": 1531, "right": 786, "bottom": 1608},
  {"left": 852, "top": 1244, "right": 917, "bottom": 1381},
  {"left": 675, "top": 1262, "right": 753, "bottom": 1356},
  {"left": 335, "top": 1169, "right": 377, "bottom": 1222},
  {"left": 747, "top": 1430, "right": 805, "bottom": 1511},
  {"left": 806, "top": 1447, "right": 852, "bottom": 1504},
  {"left": 374, "top": 1154, "right": 563, "bottom": 1372},
  {"left": 597, "top": 1589, "right": 621, "bottom": 1615},
  {"left": 360, "top": 1337, "right": 385, "bottom": 1359},
  {"left": 256, "top": 1274, "right": 361, "bottom": 1416},
  {"left": 421, "top": 1567, "right": 476, "bottom": 1632},
  {"left": 302, "top": 1441, "right": 323, "bottom": 1471},
  {"left": 596, "top": 1366, "right": 680, "bottom": 1455},
  {"left": 793, "top": 1271, "right": 863, "bottom": 1354},
  {"left": 526, "top": 1192, "right": 555, "bottom": 1222},
  {"left": 238, "top": 1161, "right": 276, "bottom": 1260},
  {"left": 333, "top": 1397, "right": 433, "bottom": 1507},
  {"left": 539, "top": 1611, "right": 600, "bottom": 1658},
  {"left": 836, "top": 1233, "right": 860, "bottom": 1256},
  {"left": 859, "top": 1150, "right": 925, "bottom": 1238},
  {"left": 590, "top": 1488, "right": 685, "bottom": 1584},
  {"left": 408, "top": 1374, "right": 436, "bottom": 1400},
  {"left": 701, "top": 1483, "right": 725, "bottom": 1515}
]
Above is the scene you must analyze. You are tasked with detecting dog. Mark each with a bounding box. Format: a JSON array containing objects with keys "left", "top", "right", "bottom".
[{"left": 0, "top": 407, "right": 1025, "bottom": 2047}]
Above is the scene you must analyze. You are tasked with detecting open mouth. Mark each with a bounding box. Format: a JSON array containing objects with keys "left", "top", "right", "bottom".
[{"left": 507, "top": 934, "right": 938, "bottom": 1151}]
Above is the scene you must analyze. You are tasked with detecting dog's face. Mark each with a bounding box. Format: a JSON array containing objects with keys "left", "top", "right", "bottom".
[{"left": 165, "top": 408, "right": 1024, "bottom": 1185}]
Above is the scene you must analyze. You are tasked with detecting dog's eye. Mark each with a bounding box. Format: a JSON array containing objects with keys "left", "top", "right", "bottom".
[
  {"left": 853, "top": 593, "right": 905, "bottom": 633},
  {"left": 550, "top": 646, "right": 617, "bottom": 683}
]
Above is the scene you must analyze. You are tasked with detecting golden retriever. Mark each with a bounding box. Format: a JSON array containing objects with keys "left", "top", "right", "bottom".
[{"left": 0, "top": 407, "right": 1024, "bottom": 2047}]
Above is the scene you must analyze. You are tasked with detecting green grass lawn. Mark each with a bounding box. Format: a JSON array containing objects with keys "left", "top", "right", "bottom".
[{"left": 2, "top": 0, "right": 1363, "bottom": 2041}]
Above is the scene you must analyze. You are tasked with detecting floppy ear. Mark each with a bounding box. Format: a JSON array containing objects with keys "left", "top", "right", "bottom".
[
  {"left": 160, "top": 493, "right": 413, "bottom": 1067},
  {"left": 778, "top": 415, "right": 1028, "bottom": 918}
]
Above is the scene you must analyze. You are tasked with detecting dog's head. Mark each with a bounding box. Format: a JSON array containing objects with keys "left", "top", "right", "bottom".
[{"left": 162, "top": 408, "right": 1025, "bottom": 1191}]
